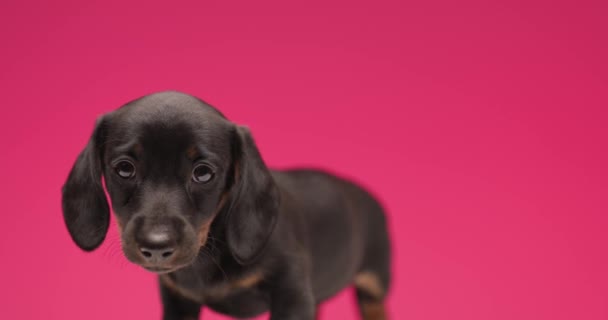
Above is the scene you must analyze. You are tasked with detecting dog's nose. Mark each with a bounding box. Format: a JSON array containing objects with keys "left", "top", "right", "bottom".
[
  {"left": 137, "top": 228, "right": 176, "bottom": 262},
  {"left": 139, "top": 246, "right": 175, "bottom": 260}
]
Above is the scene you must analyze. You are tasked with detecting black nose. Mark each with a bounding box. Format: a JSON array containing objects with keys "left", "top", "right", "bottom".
[{"left": 137, "top": 228, "right": 176, "bottom": 262}]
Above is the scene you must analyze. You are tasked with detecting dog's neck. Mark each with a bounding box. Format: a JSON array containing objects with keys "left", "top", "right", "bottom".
[{"left": 161, "top": 245, "right": 261, "bottom": 303}]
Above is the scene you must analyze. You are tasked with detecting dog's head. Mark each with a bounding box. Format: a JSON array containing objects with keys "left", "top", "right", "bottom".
[{"left": 61, "top": 91, "right": 279, "bottom": 273}]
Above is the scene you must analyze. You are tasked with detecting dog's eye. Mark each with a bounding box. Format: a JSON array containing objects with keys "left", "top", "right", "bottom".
[
  {"left": 192, "top": 164, "right": 214, "bottom": 183},
  {"left": 115, "top": 160, "right": 136, "bottom": 179}
]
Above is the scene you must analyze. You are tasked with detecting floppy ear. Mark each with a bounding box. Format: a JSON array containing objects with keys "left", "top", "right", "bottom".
[
  {"left": 225, "top": 126, "right": 280, "bottom": 265},
  {"left": 61, "top": 116, "right": 110, "bottom": 251}
]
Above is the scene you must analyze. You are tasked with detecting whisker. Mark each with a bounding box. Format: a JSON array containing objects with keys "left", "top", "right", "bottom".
[
  {"left": 198, "top": 249, "right": 228, "bottom": 282},
  {"left": 206, "top": 235, "right": 228, "bottom": 247}
]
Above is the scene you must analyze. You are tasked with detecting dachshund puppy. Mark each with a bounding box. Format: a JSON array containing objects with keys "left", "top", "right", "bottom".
[{"left": 62, "top": 91, "right": 391, "bottom": 320}]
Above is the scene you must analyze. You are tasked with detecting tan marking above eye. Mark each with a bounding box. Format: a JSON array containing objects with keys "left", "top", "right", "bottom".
[
  {"left": 186, "top": 146, "right": 199, "bottom": 160},
  {"left": 133, "top": 143, "right": 143, "bottom": 156}
]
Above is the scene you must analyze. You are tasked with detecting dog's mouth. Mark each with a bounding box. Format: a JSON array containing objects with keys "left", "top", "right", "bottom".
[
  {"left": 139, "top": 259, "right": 196, "bottom": 274},
  {"left": 142, "top": 265, "right": 179, "bottom": 274}
]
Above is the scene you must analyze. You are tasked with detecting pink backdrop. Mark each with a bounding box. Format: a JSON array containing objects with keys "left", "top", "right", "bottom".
[{"left": 1, "top": 0, "right": 607, "bottom": 319}]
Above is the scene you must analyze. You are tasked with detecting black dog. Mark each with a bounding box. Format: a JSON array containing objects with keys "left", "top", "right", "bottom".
[{"left": 62, "top": 91, "right": 391, "bottom": 320}]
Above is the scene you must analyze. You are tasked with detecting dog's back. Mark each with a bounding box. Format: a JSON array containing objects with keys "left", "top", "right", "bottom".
[{"left": 272, "top": 169, "right": 391, "bottom": 316}]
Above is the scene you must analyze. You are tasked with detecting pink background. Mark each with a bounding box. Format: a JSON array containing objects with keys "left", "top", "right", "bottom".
[{"left": 1, "top": 0, "right": 607, "bottom": 319}]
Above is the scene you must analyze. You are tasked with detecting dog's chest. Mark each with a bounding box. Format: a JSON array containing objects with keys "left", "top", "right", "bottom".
[
  {"left": 205, "top": 287, "right": 270, "bottom": 318},
  {"left": 161, "top": 272, "right": 270, "bottom": 317}
]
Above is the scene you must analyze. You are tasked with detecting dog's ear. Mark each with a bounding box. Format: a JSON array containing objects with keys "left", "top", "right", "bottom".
[
  {"left": 61, "top": 116, "right": 110, "bottom": 251},
  {"left": 225, "top": 126, "right": 280, "bottom": 265}
]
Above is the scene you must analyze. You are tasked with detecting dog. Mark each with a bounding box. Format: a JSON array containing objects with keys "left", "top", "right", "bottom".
[{"left": 62, "top": 91, "right": 391, "bottom": 320}]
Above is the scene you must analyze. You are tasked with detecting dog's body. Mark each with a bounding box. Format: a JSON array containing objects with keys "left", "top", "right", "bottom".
[
  {"left": 62, "top": 91, "right": 391, "bottom": 320},
  {"left": 160, "top": 169, "right": 390, "bottom": 319}
]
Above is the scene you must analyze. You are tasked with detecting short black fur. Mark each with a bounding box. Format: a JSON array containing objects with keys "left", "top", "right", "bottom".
[{"left": 62, "top": 91, "right": 392, "bottom": 320}]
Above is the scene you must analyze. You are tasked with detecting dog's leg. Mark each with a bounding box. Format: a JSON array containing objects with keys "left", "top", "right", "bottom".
[
  {"left": 268, "top": 267, "right": 316, "bottom": 320},
  {"left": 355, "top": 202, "right": 391, "bottom": 320},
  {"left": 159, "top": 279, "right": 202, "bottom": 320},
  {"left": 354, "top": 271, "right": 389, "bottom": 320},
  {"left": 354, "top": 230, "right": 390, "bottom": 320}
]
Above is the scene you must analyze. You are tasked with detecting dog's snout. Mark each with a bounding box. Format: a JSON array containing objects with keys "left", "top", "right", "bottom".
[
  {"left": 136, "top": 227, "right": 176, "bottom": 263},
  {"left": 125, "top": 215, "right": 191, "bottom": 271}
]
